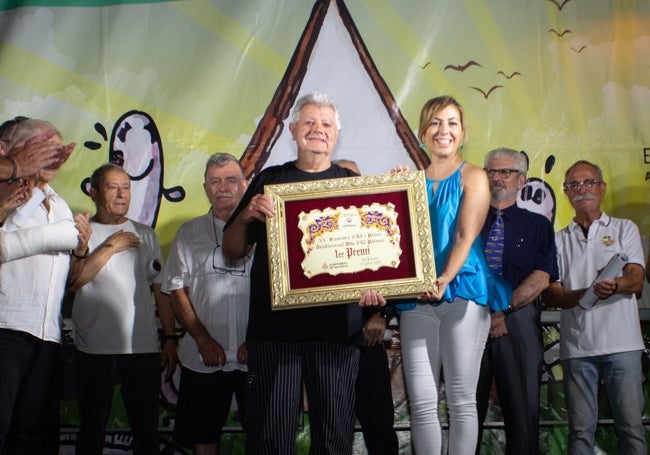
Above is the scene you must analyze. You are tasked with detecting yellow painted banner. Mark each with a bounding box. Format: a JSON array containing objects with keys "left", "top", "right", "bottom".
[{"left": 1, "top": 0, "right": 648, "bottom": 244}]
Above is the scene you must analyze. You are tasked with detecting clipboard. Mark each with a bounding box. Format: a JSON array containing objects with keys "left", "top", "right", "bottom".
[{"left": 578, "top": 252, "right": 628, "bottom": 310}]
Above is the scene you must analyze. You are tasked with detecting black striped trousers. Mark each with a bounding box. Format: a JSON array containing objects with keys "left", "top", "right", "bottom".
[{"left": 243, "top": 339, "right": 360, "bottom": 455}]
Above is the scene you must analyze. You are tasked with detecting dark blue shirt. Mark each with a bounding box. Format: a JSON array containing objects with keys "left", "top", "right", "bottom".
[{"left": 480, "top": 204, "right": 559, "bottom": 289}]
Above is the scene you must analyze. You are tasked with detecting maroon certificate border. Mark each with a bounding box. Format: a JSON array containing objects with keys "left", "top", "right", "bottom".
[
  {"left": 265, "top": 171, "right": 435, "bottom": 309},
  {"left": 284, "top": 190, "right": 416, "bottom": 291}
]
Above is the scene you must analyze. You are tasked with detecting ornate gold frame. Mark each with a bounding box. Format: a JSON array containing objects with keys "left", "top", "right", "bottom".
[{"left": 265, "top": 170, "right": 436, "bottom": 310}]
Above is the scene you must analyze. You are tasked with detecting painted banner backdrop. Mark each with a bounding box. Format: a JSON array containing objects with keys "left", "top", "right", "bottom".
[
  {"left": 1, "top": 0, "right": 650, "bottom": 453},
  {"left": 1, "top": 0, "right": 648, "bottom": 243}
]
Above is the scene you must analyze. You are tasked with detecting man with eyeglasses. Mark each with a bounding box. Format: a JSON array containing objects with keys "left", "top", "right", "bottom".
[
  {"left": 163, "top": 153, "right": 252, "bottom": 454},
  {"left": 67, "top": 163, "right": 178, "bottom": 454},
  {"left": 544, "top": 160, "right": 646, "bottom": 454},
  {"left": 476, "top": 148, "right": 558, "bottom": 454}
]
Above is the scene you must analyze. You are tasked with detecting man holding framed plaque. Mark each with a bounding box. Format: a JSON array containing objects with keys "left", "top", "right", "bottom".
[{"left": 223, "top": 93, "right": 364, "bottom": 454}]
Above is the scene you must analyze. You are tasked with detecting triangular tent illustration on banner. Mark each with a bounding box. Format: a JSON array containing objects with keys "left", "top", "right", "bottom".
[{"left": 240, "top": 0, "right": 430, "bottom": 178}]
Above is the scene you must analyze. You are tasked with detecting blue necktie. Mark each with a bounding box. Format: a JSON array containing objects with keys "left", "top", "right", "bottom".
[{"left": 485, "top": 210, "right": 504, "bottom": 275}]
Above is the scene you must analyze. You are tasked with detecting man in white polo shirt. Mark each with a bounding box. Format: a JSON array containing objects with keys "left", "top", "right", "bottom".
[{"left": 544, "top": 160, "right": 646, "bottom": 455}]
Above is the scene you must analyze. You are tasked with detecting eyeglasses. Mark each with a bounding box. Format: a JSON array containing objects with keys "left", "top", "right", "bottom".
[
  {"left": 210, "top": 209, "right": 247, "bottom": 276},
  {"left": 563, "top": 179, "right": 603, "bottom": 192},
  {"left": 484, "top": 168, "right": 520, "bottom": 179},
  {"left": 212, "top": 245, "right": 247, "bottom": 276}
]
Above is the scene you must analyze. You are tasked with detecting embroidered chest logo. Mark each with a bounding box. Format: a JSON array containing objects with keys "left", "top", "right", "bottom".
[{"left": 600, "top": 235, "right": 616, "bottom": 247}]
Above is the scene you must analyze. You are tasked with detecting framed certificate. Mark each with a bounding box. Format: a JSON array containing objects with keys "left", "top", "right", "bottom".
[{"left": 265, "top": 170, "right": 436, "bottom": 310}]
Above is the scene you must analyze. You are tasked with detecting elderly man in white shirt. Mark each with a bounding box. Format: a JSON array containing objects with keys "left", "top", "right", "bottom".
[
  {"left": 544, "top": 160, "right": 646, "bottom": 455},
  {"left": 0, "top": 119, "right": 90, "bottom": 454},
  {"left": 67, "top": 163, "right": 177, "bottom": 455},
  {"left": 163, "top": 153, "right": 252, "bottom": 455}
]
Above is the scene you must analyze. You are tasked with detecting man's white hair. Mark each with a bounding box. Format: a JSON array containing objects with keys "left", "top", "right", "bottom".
[{"left": 290, "top": 92, "right": 340, "bottom": 130}]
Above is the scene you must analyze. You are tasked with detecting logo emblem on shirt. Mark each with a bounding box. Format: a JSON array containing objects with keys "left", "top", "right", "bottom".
[{"left": 600, "top": 235, "right": 616, "bottom": 247}]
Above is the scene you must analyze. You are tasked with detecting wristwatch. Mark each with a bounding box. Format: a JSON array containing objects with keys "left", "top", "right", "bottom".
[{"left": 1, "top": 156, "right": 17, "bottom": 184}]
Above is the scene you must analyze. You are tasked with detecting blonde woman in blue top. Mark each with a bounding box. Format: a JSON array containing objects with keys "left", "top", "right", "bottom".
[{"left": 361, "top": 96, "right": 511, "bottom": 454}]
